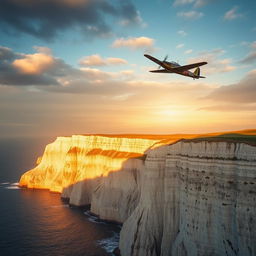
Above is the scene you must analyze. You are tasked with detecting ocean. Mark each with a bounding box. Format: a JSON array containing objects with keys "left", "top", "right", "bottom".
[{"left": 0, "top": 137, "right": 120, "bottom": 256}]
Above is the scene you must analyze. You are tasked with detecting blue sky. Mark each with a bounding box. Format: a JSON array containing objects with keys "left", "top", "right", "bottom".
[{"left": 0, "top": 0, "right": 255, "bottom": 137}]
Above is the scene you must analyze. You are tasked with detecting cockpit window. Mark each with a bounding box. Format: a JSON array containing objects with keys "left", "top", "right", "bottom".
[{"left": 170, "top": 61, "right": 180, "bottom": 66}]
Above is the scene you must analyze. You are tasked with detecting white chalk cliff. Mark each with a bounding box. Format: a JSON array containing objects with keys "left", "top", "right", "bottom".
[
  {"left": 19, "top": 135, "right": 256, "bottom": 255},
  {"left": 120, "top": 140, "right": 256, "bottom": 256}
]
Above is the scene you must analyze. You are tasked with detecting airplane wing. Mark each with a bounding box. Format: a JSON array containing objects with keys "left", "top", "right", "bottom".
[
  {"left": 170, "top": 62, "right": 207, "bottom": 72},
  {"left": 150, "top": 69, "right": 171, "bottom": 73},
  {"left": 144, "top": 54, "right": 163, "bottom": 66}
]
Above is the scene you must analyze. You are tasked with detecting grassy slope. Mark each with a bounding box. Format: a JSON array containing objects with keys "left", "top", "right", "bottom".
[{"left": 184, "top": 133, "right": 256, "bottom": 146}]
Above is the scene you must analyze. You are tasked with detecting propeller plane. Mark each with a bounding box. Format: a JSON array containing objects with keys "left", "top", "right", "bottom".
[{"left": 144, "top": 54, "right": 207, "bottom": 79}]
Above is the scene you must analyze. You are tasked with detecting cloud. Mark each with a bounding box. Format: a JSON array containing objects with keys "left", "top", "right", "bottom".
[
  {"left": 0, "top": 45, "right": 215, "bottom": 107},
  {"left": 185, "top": 49, "right": 193, "bottom": 54},
  {"left": 33, "top": 46, "right": 52, "bottom": 55},
  {"left": 240, "top": 52, "right": 256, "bottom": 64},
  {"left": 0, "top": 46, "right": 71, "bottom": 86},
  {"left": 205, "top": 69, "right": 256, "bottom": 103},
  {"left": 224, "top": 6, "right": 243, "bottom": 21},
  {"left": 0, "top": 46, "right": 16, "bottom": 60},
  {"left": 119, "top": 10, "right": 146, "bottom": 27},
  {"left": 174, "top": 0, "right": 211, "bottom": 7},
  {"left": 174, "top": 0, "right": 194, "bottom": 6},
  {"left": 176, "top": 44, "right": 185, "bottom": 49},
  {"left": 199, "top": 104, "right": 256, "bottom": 112},
  {"left": 79, "top": 54, "right": 127, "bottom": 66},
  {"left": 177, "top": 11, "right": 204, "bottom": 20},
  {"left": 177, "top": 30, "right": 187, "bottom": 36},
  {"left": 0, "top": 46, "right": 131, "bottom": 91},
  {"left": 193, "top": 0, "right": 212, "bottom": 7},
  {"left": 0, "top": 0, "right": 142, "bottom": 40},
  {"left": 112, "top": 36, "right": 155, "bottom": 51},
  {"left": 12, "top": 53, "right": 54, "bottom": 75},
  {"left": 239, "top": 41, "right": 256, "bottom": 64},
  {"left": 252, "top": 41, "right": 256, "bottom": 49},
  {"left": 188, "top": 48, "right": 236, "bottom": 74},
  {"left": 120, "top": 70, "right": 134, "bottom": 76}
]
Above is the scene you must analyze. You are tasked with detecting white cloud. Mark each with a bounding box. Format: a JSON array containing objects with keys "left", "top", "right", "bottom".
[
  {"left": 107, "top": 57, "right": 128, "bottom": 65},
  {"left": 177, "top": 11, "right": 204, "bottom": 20},
  {"left": 174, "top": 0, "right": 194, "bottom": 6},
  {"left": 251, "top": 41, "right": 256, "bottom": 49},
  {"left": 79, "top": 54, "right": 127, "bottom": 66},
  {"left": 185, "top": 49, "right": 193, "bottom": 54},
  {"left": 240, "top": 52, "right": 256, "bottom": 64},
  {"left": 112, "top": 36, "right": 155, "bottom": 51},
  {"left": 224, "top": 6, "right": 243, "bottom": 21},
  {"left": 174, "top": 0, "right": 211, "bottom": 7},
  {"left": 120, "top": 70, "right": 134, "bottom": 76},
  {"left": 188, "top": 48, "right": 236, "bottom": 75},
  {"left": 176, "top": 44, "right": 185, "bottom": 49},
  {"left": 239, "top": 41, "right": 256, "bottom": 64},
  {"left": 33, "top": 46, "right": 52, "bottom": 55},
  {"left": 119, "top": 11, "right": 147, "bottom": 28},
  {"left": 177, "top": 30, "right": 187, "bottom": 36},
  {"left": 193, "top": 0, "right": 211, "bottom": 7}
]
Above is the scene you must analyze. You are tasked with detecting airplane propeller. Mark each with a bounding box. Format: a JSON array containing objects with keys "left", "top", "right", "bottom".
[{"left": 158, "top": 55, "right": 168, "bottom": 69}]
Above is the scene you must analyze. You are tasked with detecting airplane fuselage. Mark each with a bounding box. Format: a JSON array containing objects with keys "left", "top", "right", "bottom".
[{"left": 161, "top": 61, "right": 198, "bottom": 79}]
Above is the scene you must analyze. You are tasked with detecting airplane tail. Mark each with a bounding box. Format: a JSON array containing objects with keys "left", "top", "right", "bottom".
[
  {"left": 194, "top": 67, "right": 200, "bottom": 77},
  {"left": 193, "top": 67, "right": 205, "bottom": 78}
]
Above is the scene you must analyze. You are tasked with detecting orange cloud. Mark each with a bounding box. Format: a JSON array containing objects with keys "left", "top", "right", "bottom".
[
  {"left": 12, "top": 53, "right": 54, "bottom": 75},
  {"left": 79, "top": 54, "right": 127, "bottom": 66},
  {"left": 112, "top": 36, "right": 155, "bottom": 50}
]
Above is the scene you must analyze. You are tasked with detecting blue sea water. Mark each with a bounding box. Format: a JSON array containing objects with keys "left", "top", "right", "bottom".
[{"left": 0, "top": 137, "right": 120, "bottom": 256}]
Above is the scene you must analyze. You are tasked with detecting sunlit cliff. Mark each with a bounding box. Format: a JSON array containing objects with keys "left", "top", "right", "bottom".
[{"left": 19, "top": 135, "right": 162, "bottom": 193}]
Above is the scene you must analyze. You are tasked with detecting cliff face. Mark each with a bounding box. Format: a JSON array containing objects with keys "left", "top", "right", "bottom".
[
  {"left": 19, "top": 135, "right": 161, "bottom": 221},
  {"left": 119, "top": 141, "right": 256, "bottom": 256},
  {"left": 19, "top": 135, "right": 256, "bottom": 255}
]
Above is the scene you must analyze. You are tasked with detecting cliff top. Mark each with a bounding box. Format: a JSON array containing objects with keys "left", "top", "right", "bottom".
[
  {"left": 183, "top": 133, "right": 256, "bottom": 146},
  {"left": 80, "top": 129, "right": 256, "bottom": 139}
]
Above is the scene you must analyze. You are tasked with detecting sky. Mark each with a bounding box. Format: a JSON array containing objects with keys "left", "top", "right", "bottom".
[{"left": 0, "top": 0, "right": 256, "bottom": 138}]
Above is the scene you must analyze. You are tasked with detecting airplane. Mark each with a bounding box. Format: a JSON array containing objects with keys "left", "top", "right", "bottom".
[{"left": 144, "top": 54, "right": 207, "bottom": 79}]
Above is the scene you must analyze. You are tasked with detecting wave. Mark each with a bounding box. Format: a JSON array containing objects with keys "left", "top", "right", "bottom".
[
  {"left": 5, "top": 186, "right": 20, "bottom": 190},
  {"left": 83, "top": 211, "right": 120, "bottom": 255},
  {"left": 84, "top": 211, "right": 107, "bottom": 225},
  {"left": 0, "top": 181, "right": 20, "bottom": 189},
  {"left": 97, "top": 231, "right": 120, "bottom": 255}
]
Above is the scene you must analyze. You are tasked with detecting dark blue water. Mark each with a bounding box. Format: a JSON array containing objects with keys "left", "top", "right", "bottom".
[{"left": 0, "top": 137, "right": 120, "bottom": 256}]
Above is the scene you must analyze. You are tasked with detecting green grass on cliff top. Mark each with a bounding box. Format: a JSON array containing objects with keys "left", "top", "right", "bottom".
[{"left": 185, "top": 133, "right": 256, "bottom": 146}]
